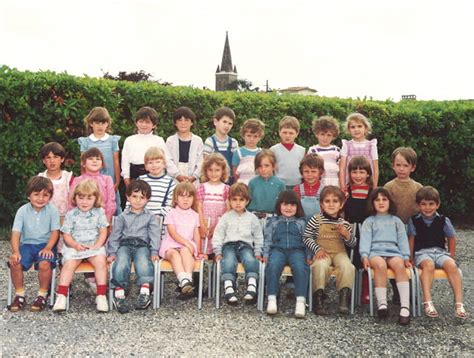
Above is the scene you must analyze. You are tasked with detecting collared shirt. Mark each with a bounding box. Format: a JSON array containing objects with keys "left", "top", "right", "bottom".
[
  {"left": 407, "top": 212, "right": 456, "bottom": 238},
  {"left": 89, "top": 133, "right": 110, "bottom": 142},
  {"left": 12, "top": 203, "right": 60, "bottom": 245}
]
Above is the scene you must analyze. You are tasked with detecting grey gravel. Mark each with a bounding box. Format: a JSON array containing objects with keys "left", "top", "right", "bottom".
[{"left": 1, "top": 231, "right": 473, "bottom": 356}]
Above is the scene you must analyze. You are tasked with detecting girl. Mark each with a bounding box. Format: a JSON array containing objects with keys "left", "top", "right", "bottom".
[
  {"left": 359, "top": 187, "right": 412, "bottom": 325},
  {"left": 159, "top": 182, "right": 203, "bottom": 295},
  {"left": 339, "top": 113, "right": 379, "bottom": 189},
  {"left": 196, "top": 153, "right": 230, "bottom": 256},
  {"left": 263, "top": 191, "right": 310, "bottom": 318},
  {"left": 78, "top": 107, "right": 121, "bottom": 214},
  {"left": 247, "top": 149, "right": 285, "bottom": 217},
  {"left": 52, "top": 180, "right": 109, "bottom": 312}
]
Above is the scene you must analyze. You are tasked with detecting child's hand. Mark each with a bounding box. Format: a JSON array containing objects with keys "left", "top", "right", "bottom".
[
  {"left": 39, "top": 248, "right": 54, "bottom": 259},
  {"left": 151, "top": 255, "right": 160, "bottom": 262},
  {"left": 404, "top": 259, "right": 412, "bottom": 268},
  {"left": 362, "top": 257, "right": 370, "bottom": 271},
  {"left": 75, "top": 243, "right": 88, "bottom": 251},
  {"left": 306, "top": 258, "right": 314, "bottom": 265},
  {"left": 124, "top": 178, "right": 130, "bottom": 187},
  {"left": 107, "top": 256, "right": 116, "bottom": 263},
  {"left": 9, "top": 253, "right": 21, "bottom": 266},
  {"left": 337, "top": 224, "right": 350, "bottom": 239},
  {"left": 315, "top": 249, "right": 328, "bottom": 260},
  {"left": 215, "top": 254, "right": 222, "bottom": 262},
  {"left": 197, "top": 253, "right": 208, "bottom": 260},
  {"left": 184, "top": 242, "right": 195, "bottom": 255},
  {"left": 89, "top": 243, "right": 102, "bottom": 251}
]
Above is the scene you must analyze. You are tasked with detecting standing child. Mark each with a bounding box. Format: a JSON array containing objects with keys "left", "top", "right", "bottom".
[
  {"left": 339, "top": 113, "right": 379, "bottom": 189},
  {"left": 308, "top": 116, "right": 341, "bottom": 187},
  {"left": 263, "top": 191, "right": 310, "bottom": 318},
  {"left": 359, "top": 187, "right": 412, "bottom": 325},
  {"left": 159, "top": 182, "right": 203, "bottom": 295},
  {"left": 213, "top": 183, "right": 264, "bottom": 305},
  {"left": 166, "top": 106, "right": 203, "bottom": 184},
  {"left": 52, "top": 180, "right": 109, "bottom": 312},
  {"left": 248, "top": 149, "right": 285, "bottom": 217},
  {"left": 232, "top": 118, "right": 264, "bottom": 185},
  {"left": 107, "top": 180, "right": 161, "bottom": 314},
  {"left": 303, "top": 186, "right": 356, "bottom": 315},
  {"left": 293, "top": 154, "right": 325, "bottom": 219},
  {"left": 270, "top": 116, "right": 306, "bottom": 189},
  {"left": 408, "top": 186, "right": 468, "bottom": 319},
  {"left": 8, "top": 177, "right": 60, "bottom": 312}
]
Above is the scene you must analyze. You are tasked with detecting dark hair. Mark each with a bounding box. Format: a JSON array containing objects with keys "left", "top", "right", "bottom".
[
  {"left": 26, "top": 176, "right": 53, "bottom": 197},
  {"left": 81, "top": 148, "right": 105, "bottom": 169},
  {"left": 84, "top": 107, "right": 112, "bottom": 134},
  {"left": 416, "top": 186, "right": 440, "bottom": 205},
  {"left": 240, "top": 118, "right": 265, "bottom": 137},
  {"left": 299, "top": 154, "right": 324, "bottom": 175},
  {"left": 214, "top": 107, "right": 235, "bottom": 121},
  {"left": 135, "top": 106, "right": 158, "bottom": 125},
  {"left": 391, "top": 147, "right": 418, "bottom": 166},
  {"left": 173, "top": 106, "right": 196, "bottom": 123},
  {"left": 254, "top": 149, "right": 276, "bottom": 169},
  {"left": 126, "top": 179, "right": 152, "bottom": 199},
  {"left": 320, "top": 186, "right": 345, "bottom": 205},
  {"left": 40, "top": 142, "right": 66, "bottom": 159},
  {"left": 367, "top": 187, "right": 397, "bottom": 215},
  {"left": 312, "top": 115, "right": 340, "bottom": 137},
  {"left": 229, "top": 182, "right": 250, "bottom": 201},
  {"left": 275, "top": 190, "right": 305, "bottom": 218},
  {"left": 347, "top": 155, "right": 373, "bottom": 187}
]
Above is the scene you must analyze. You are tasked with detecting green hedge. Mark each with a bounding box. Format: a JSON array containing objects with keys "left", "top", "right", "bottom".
[{"left": 0, "top": 66, "right": 473, "bottom": 224}]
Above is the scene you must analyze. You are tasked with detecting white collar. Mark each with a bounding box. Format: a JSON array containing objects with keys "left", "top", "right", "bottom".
[{"left": 89, "top": 133, "right": 110, "bottom": 142}]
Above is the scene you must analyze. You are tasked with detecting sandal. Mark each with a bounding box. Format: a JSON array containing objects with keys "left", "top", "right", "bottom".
[
  {"left": 454, "top": 303, "right": 468, "bottom": 319},
  {"left": 423, "top": 301, "right": 439, "bottom": 318},
  {"left": 243, "top": 283, "right": 258, "bottom": 302},
  {"left": 180, "top": 279, "right": 194, "bottom": 295}
]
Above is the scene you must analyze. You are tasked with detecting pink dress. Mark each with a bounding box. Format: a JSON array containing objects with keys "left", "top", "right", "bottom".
[
  {"left": 38, "top": 170, "right": 73, "bottom": 217},
  {"left": 341, "top": 139, "right": 378, "bottom": 184},
  {"left": 196, "top": 182, "right": 229, "bottom": 254},
  {"left": 159, "top": 207, "right": 200, "bottom": 258}
]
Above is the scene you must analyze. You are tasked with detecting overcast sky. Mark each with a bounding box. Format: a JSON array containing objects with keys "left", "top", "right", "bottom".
[{"left": 2, "top": 0, "right": 473, "bottom": 101}]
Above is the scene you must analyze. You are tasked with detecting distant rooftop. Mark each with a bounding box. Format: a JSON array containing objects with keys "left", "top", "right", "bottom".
[{"left": 279, "top": 86, "right": 318, "bottom": 95}]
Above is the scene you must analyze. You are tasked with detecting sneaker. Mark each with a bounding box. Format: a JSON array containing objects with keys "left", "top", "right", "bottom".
[
  {"left": 52, "top": 294, "right": 67, "bottom": 312},
  {"left": 10, "top": 295, "right": 26, "bottom": 312},
  {"left": 266, "top": 299, "right": 278, "bottom": 315},
  {"left": 135, "top": 293, "right": 151, "bottom": 310},
  {"left": 96, "top": 295, "right": 109, "bottom": 312},
  {"left": 31, "top": 295, "right": 47, "bottom": 312},
  {"left": 113, "top": 297, "right": 130, "bottom": 314},
  {"left": 295, "top": 300, "right": 306, "bottom": 318},
  {"left": 180, "top": 279, "right": 194, "bottom": 296}
]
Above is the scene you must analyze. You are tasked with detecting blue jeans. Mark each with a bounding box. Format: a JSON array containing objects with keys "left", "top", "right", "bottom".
[
  {"left": 266, "top": 248, "right": 309, "bottom": 297},
  {"left": 111, "top": 240, "right": 154, "bottom": 290},
  {"left": 221, "top": 241, "right": 259, "bottom": 282}
]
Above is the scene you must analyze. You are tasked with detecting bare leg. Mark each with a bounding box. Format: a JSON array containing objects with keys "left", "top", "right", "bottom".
[
  {"left": 165, "top": 249, "right": 185, "bottom": 275},
  {"left": 369, "top": 256, "right": 387, "bottom": 288},
  {"left": 10, "top": 263, "right": 24, "bottom": 291},
  {"left": 58, "top": 260, "right": 82, "bottom": 286},
  {"left": 387, "top": 257, "right": 408, "bottom": 282},
  {"left": 88, "top": 255, "right": 108, "bottom": 286},
  {"left": 419, "top": 259, "right": 435, "bottom": 302},
  {"left": 180, "top": 247, "right": 195, "bottom": 275},
  {"left": 443, "top": 259, "right": 463, "bottom": 303},
  {"left": 37, "top": 261, "right": 53, "bottom": 292}
]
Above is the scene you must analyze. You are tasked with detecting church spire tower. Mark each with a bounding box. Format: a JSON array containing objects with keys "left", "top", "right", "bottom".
[{"left": 215, "top": 32, "right": 238, "bottom": 91}]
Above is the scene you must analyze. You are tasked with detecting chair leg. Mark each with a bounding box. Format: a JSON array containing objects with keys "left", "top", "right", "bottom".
[
  {"left": 198, "top": 260, "right": 204, "bottom": 309},
  {"left": 108, "top": 262, "right": 114, "bottom": 311},
  {"left": 66, "top": 289, "right": 70, "bottom": 311},
  {"left": 410, "top": 268, "right": 416, "bottom": 317},
  {"left": 50, "top": 268, "right": 56, "bottom": 308},
  {"left": 156, "top": 260, "right": 162, "bottom": 308},
  {"left": 367, "top": 268, "right": 374, "bottom": 316},
  {"left": 308, "top": 267, "right": 313, "bottom": 312},
  {"left": 7, "top": 265, "right": 12, "bottom": 308},
  {"left": 215, "top": 261, "right": 221, "bottom": 309},
  {"left": 350, "top": 272, "right": 356, "bottom": 315},
  {"left": 153, "top": 260, "right": 159, "bottom": 309},
  {"left": 257, "top": 262, "right": 265, "bottom": 312},
  {"left": 207, "top": 262, "right": 213, "bottom": 299}
]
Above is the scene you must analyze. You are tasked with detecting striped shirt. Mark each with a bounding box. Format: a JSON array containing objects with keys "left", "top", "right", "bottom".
[
  {"left": 138, "top": 173, "right": 176, "bottom": 218},
  {"left": 350, "top": 185, "right": 370, "bottom": 199}
]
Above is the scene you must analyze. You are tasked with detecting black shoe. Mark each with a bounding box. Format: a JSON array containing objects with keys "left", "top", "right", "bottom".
[
  {"left": 313, "top": 289, "right": 327, "bottom": 315},
  {"left": 113, "top": 297, "right": 130, "bottom": 314},
  {"left": 398, "top": 307, "right": 410, "bottom": 325},
  {"left": 377, "top": 304, "right": 389, "bottom": 319},
  {"left": 338, "top": 288, "right": 351, "bottom": 314},
  {"left": 135, "top": 293, "right": 151, "bottom": 310}
]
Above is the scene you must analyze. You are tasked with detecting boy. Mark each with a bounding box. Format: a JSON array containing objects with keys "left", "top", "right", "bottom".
[
  {"left": 203, "top": 107, "right": 239, "bottom": 183},
  {"left": 107, "top": 180, "right": 162, "bottom": 313},
  {"left": 407, "top": 186, "right": 468, "bottom": 319},
  {"left": 8, "top": 176, "right": 60, "bottom": 312},
  {"left": 303, "top": 186, "right": 355, "bottom": 315},
  {"left": 166, "top": 106, "right": 204, "bottom": 184},
  {"left": 270, "top": 116, "right": 306, "bottom": 189},
  {"left": 213, "top": 183, "right": 264, "bottom": 305}
]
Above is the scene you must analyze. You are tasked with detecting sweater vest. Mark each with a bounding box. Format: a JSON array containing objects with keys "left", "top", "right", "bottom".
[{"left": 413, "top": 215, "right": 446, "bottom": 252}]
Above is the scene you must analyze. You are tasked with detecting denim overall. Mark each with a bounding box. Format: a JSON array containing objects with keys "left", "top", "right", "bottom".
[
  {"left": 300, "top": 183, "right": 323, "bottom": 220},
  {"left": 211, "top": 136, "right": 234, "bottom": 185}
]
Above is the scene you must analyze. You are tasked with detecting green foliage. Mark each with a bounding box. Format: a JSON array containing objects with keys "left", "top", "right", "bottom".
[{"left": 0, "top": 66, "right": 473, "bottom": 224}]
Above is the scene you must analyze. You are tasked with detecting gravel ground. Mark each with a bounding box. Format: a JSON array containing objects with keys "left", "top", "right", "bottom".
[{"left": 1, "top": 231, "right": 473, "bottom": 357}]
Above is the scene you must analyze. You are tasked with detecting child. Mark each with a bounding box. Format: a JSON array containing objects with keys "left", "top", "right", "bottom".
[
  {"left": 247, "top": 149, "right": 285, "bottom": 217},
  {"left": 303, "top": 186, "right": 355, "bottom": 315},
  {"left": 166, "top": 106, "right": 204, "bottom": 184},
  {"left": 293, "top": 154, "right": 325, "bottom": 219},
  {"left": 52, "top": 180, "right": 109, "bottom": 312},
  {"left": 408, "top": 186, "right": 468, "bottom": 319},
  {"left": 78, "top": 107, "right": 121, "bottom": 214},
  {"left": 339, "top": 113, "right": 379, "bottom": 189},
  {"left": 159, "top": 182, "right": 203, "bottom": 295},
  {"left": 107, "top": 180, "right": 161, "bottom": 314},
  {"left": 359, "top": 187, "right": 412, "bottom": 325},
  {"left": 307, "top": 116, "right": 341, "bottom": 187},
  {"left": 263, "top": 190, "right": 310, "bottom": 318},
  {"left": 203, "top": 107, "right": 239, "bottom": 183},
  {"left": 8, "top": 176, "right": 60, "bottom": 312},
  {"left": 270, "top": 116, "right": 306, "bottom": 189},
  {"left": 121, "top": 106, "right": 178, "bottom": 186},
  {"left": 232, "top": 118, "right": 264, "bottom": 185},
  {"left": 196, "top": 153, "right": 230, "bottom": 256},
  {"left": 213, "top": 183, "right": 264, "bottom": 304}
]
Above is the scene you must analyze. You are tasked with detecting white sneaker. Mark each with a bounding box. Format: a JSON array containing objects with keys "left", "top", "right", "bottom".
[
  {"left": 96, "top": 295, "right": 109, "bottom": 312},
  {"left": 295, "top": 299, "right": 306, "bottom": 318},
  {"left": 266, "top": 299, "right": 278, "bottom": 315},
  {"left": 53, "top": 294, "right": 67, "bottom": 312}
]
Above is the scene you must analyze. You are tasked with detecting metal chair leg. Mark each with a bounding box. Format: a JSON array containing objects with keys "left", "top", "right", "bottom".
[
  {"left": 368, "top": 268, "right": 374, "bottom": 316},
  {"left": 198, "top": 259, "right": 204, "bottom": 309},
  {"left": 7, "top": 264, "right": 13, "bottom": 308},
  {"left": 215, "top": 261, "right": 221, "bottom": 309},
  {"left": 153, "top": 260, "right": 159, "bottom": 309}
]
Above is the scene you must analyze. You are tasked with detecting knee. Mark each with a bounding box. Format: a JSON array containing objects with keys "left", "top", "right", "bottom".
[
  {"left": 38, "top": 261, "right": 52, "bottom": 272},
  {"left": 421, "top": 260, "right": 435, "bottom": 272},
  {"left": 443, "top": 260, "right": 457, "bottom": 273}
]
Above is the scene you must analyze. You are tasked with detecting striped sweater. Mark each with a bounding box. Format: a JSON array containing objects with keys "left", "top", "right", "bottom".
[{"left": 138, "top": 173, "right": 176, "bottom": 218}]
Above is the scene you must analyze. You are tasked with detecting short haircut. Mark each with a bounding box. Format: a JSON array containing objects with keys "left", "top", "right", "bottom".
[
  {"left": 279, "top": 116, "right": 300, "bottom": 133},
  {"left": 416, "top": 186, "right": 440, "bottom": 205},
  {"left": 173, "top": 106, "right": 196, "bottom": 123},
  {"left": 229, "top": 182, "right": 250, "bottom": 201},
  {"left": 135, "top": 106, "right": 159, "bottom": 125},
  {"left": 126, "top": 179, "right": 152, "bottom": 199},
  {"left": 275, "top": 190, "right": 305, "bottom": 218},
  {"left": 84, "top": 107, "right": 112, "bottom": 134},
  {"left": 346, "top": 112, "right": 372, "bottom": 134},
  {"left": 172, "top": 182, "right": 197, "bottom": 210},
  {"left": 81, "top": 148, "right": 105, "bottom": 168},
  {"left": 320, "top": 185, "right": 345, "bottom": 204},
  {"left": 347, "top": 155, "right": 373, "bottom": 187},
  {"left": 312, "top": 116, "right": 340, "bottom": 137},
  {"left": 71, "top": 179, "right": 102, "bottom": 208},
  {"left": 26, "top": 176, "right": 54, "bottom": 197},
  {"left": 40, "top": 142, "right": 66, "bottom": 159},
  {"left": 214, "top": 107, "right": 235, "bottom": 121},
  {"left": 200, "top": 153, "right": 229, "bottom": 183},
  {"left": 240, "top": 118, "right": 265, "bottom": 137},
  {"left": 391, "top": 147, "right": 418, "bottom": 166},
  {"left": 144, "top": 146, "right": 165, "bottom": 163},
  {"left": 299, "top": 154, "right": 324, "bottom": 175},
  {"left": 367, "top": 187, "right": 397, "bottom": 216},
  {"left": 254, "top": 149, "right": 276, "bottom": 169}
]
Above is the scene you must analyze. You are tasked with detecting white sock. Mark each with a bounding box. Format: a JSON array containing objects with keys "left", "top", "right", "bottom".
[
  {"left": 268, "top": 295, "right": 277, "bottom": 302},
  {"left": 184, "top": 272, "right": 193, "bottom": 283},
  {"left": 177, "top": 272, "right": 187, "bottom": 287},
  {"left": 247, "top": 277, "right": 257, "bottom": 292},
  {"left": 375, "top": 287, "right": 387, "bottom": 308},
  {"left": 296, "top": 296, "right": 306, "bottom": 303},
  {"left": 114, "top": 288, "right": 125, "bottom": 299},
  {"left": 140, "top": 284, "right": 150, "bottom": 295},
  {"left": 396, "top": 281, "right": 410, "bottom": 317},
  {"left": 224, "top": 280, "right": 235, "bottom": 294}
]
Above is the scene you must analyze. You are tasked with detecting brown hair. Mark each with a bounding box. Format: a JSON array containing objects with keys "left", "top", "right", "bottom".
[
  {"left": 40, "top": 142, "right": 66, "bottom": 159},
  {"left": 172, "top": 182, "right": 197, "bottom": 211},
  {"left": 275, "top": 190, "right": 305, "bottom": 218},
  {"left": 126, "top": 179, "right": 152, "bottom": 199},
  {"left": 346, "top": 113, "right": 372, "bottom": 135},
  {"left": 214, "top": 107, "right": 235, "bottom": 121},
  {"left": 81, "top": 148, "right": 105, "bottom": 169},
  {"left": 229, "top": 182, "right": 250, "bottom": 201},
  {"left": 320, "top": 185, "right": 345, "bottom": 206},
  {"left": 144, "top": 147, "right": 165, "bottom": 163},
  {"left": 367, "top": 187, "right": 397, "bottom": 216},
  {"left": 254, "top": 149, "right": 276, "bottom": 170},
  {"left": 84, "top": 107, "right": 112, "bottom": 135},
  {"left": 416, "top": 186, "right": 440, "bottom": 205},
  {"left": 347, "top": 155, "right": 373, "bottom": 187},
  {"left": 173, "top": 106, "right": 196, "bottom": 124},
  {"left": 312, "top": 116, "right": 340, "bottom": 137},
  {"left": 71, "top": 179, "right": 102, "bottom": 208},
  {"left": 279, "top": 116, "right": 300, "bottom": 133},
  {"left": 299, "top": 154, "right": 324, "bottom": 176},
  {"left": 240, "top": 118, "right": 265, "bottom": 138},
  {"left": 135, "top": 106, "right": 159, "bottom": 125},
  {"left": 200, "top": 153, "right": 229, "bottom": 183},
  {"left": 26, "top": 176, "right": 54, "bottom": 197},
  {"left": 391, "top": 147, "right": 418, "bottom": 166}
]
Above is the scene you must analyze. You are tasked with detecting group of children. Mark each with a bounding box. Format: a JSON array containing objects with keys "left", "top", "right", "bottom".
[{"left": 8, "top": 105, "right": 468, "bottom": 324}]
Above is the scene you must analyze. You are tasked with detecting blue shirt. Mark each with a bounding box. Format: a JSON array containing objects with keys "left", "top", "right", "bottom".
[
  {"left": 407, "top": 212, "right": 456, "bottom": 238},
  {"left": 231, "top": 147, "right": 261, "bottom": 167},
  {"left": 12, "top": 203, "right": 60, "bottom": 245},
  {"left": 247, "top": 175, "right": 285, "bottom": 213}
]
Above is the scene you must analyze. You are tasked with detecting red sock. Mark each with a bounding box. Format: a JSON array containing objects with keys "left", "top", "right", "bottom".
[
  {"left": 57, "top": 285, "right": 69, "bottom": 296},
  {"left": 96, "top": 284, "right": 107, "bottom": 296}
]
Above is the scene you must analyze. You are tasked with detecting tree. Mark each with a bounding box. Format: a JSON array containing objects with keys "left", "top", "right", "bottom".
[
  {"left": 102, "top": 70, "right": 172, "bottom": 86},
  {"left": 226, "top": 79, "right": 259, "bottom": 92}
]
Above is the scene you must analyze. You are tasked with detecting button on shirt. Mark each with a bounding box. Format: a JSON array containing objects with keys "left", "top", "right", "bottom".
[{"left": 12, "top": 203, "right": 60, "bottom": 245}]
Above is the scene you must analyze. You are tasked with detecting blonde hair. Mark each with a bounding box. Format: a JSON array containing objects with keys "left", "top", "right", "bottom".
[
  {"left": 240, "top": 118, "right": 265, "bottom": 138},
  {"left": 172, "top": 182, "right": 197, "bottom": 211},
  {"left": 346, "top": 113, "right": 372, "bottom": 135},
  {"left": 72, "top": 179, "right": 102, "bottom": 208},
  {"left": 200, "top": 153, "right": 229, "bottom": 183},
  {"left": 279, "top": 116, "right": 300, "bottom": 133},
  {"left": 144, "top": 147, "right": 166, "bottom": 163},
  {"left": 84, "top": 107, "right": 112, "bottom": 135}
]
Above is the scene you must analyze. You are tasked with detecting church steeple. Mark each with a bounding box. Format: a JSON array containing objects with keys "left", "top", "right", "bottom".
[
  {"left": 215, "top": 32, "right": 238, "bottom": 91},
  {"left": 220, "top": 31, "right": 235, "bottom": 72}
]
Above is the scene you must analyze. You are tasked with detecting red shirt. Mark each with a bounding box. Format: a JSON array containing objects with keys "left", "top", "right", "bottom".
[{"left": 293, "top": 181, "right": 321, "bottom": 198}]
